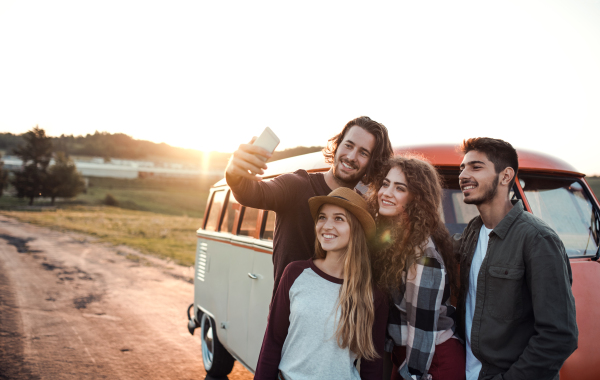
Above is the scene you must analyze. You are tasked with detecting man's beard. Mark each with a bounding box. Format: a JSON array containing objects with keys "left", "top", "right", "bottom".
[
  {"left": 332, "top": 156, "right": 365, "bottom": 187},
  {"left": 464, "top": 175, "right": 499, "bottom": 205}
]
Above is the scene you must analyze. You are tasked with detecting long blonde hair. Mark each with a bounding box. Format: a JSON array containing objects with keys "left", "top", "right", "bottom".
[{"left": 314, "top": 205, "right": 379, "bottom": 361}]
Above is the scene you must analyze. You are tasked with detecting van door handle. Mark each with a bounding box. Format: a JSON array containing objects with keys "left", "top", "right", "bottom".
[{"left": 248, "top": 273, "right": 258, "bottom": 279}]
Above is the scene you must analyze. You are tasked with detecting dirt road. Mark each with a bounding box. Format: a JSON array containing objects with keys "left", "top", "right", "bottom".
[{"left": 0, "top": 215, "right": 253, "bottom": 380}]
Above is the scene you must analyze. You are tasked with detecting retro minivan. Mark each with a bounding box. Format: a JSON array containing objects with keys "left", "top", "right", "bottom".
[{"left": 187, "top": 145, "right": 600, "bottom": 380}]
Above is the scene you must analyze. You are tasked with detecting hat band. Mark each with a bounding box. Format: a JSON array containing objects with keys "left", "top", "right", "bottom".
[{"left": 331, "top": 195, "right": 349, "bottom": 201}]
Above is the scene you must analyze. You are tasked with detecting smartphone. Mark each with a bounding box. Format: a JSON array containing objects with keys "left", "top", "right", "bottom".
[{"left": 253, "top": 127, "right": 280, "bottom": 154}]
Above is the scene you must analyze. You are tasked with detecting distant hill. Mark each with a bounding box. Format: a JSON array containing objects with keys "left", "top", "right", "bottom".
[
  {"left": 0, "top": 131, "right": 323, "bottom": 172},
  {"left": 0, "top": 131, "right": 202, "bottom": 162}
]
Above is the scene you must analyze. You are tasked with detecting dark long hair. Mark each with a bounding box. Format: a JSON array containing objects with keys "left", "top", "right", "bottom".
[
  {"left": 322, "top": 116, "right": 393, "bottom": 185},
  {"left": 366, "top": 156, "right": 457, "bottom": 296}
]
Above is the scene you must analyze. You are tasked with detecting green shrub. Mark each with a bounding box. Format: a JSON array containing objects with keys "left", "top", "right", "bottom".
[{"left": 104, "top": 193, "right": 119, "bottom": 206}]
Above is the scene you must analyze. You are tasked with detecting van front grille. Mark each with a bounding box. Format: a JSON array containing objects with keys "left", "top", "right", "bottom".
[{"left": 197, "top": 242, "right": 208, "bottom": 282}]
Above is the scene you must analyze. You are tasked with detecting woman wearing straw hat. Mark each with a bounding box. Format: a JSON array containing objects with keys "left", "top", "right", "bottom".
[
  {"left": 367, "top": 156, "right": 465, "bottom": 380},
  {"left": 254, "top": 187, "right": 388, "bottom": 380}
]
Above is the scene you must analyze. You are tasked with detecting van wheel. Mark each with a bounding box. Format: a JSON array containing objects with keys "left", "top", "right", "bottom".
[{"left": 200, "top": 313, "right": 234, "bottom": 377}]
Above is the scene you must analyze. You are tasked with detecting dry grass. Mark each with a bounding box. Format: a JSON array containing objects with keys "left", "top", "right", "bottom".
[{"left": 0, "top": 206, "right": 202, "bottom": 267}]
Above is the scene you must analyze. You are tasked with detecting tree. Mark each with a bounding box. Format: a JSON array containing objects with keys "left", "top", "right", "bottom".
[
  {"left": 12, "top": 126, "right": 53, "bottom": 205},
  {"left": 0, "top": 154, "right": 8, "bottom": 197},
  {"left": 44, "top": 152, "right": 85, "bottom": 205}
]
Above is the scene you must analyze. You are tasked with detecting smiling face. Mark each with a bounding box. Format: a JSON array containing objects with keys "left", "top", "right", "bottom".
[
  {"left": 332, "top": 126, "right": 376, "bottom": 186},
  {"left": 315, "top": 203, "right": 351, "bottom": 255},
  {"left": 378, "top": 167, "right": 412, "bottom": 217},
  {"left": 459, "top": 150, "right": 501, "bottom": 205}
]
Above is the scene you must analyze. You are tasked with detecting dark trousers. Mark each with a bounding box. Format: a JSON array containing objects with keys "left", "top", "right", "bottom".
[{"left": 390, "top": 338, "right": 466, "bottom": 380}]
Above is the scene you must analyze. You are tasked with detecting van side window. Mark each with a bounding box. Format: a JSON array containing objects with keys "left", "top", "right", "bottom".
[
  {"left": 262, "top": 211, "right": 276, "bottom": 241},
  {"left": 204, "top": 190, "right": 227, "bottom": 232},
  {"left": 238, "top": 207, "right": 260, "bottom": 237},
  {"left": 220, "top": 192, "right": 240, "bottom": 233}
]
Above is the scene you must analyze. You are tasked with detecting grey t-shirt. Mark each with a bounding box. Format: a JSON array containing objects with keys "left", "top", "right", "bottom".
[{"left": 254, "top": 259, "right": 388, "bottom": 380}]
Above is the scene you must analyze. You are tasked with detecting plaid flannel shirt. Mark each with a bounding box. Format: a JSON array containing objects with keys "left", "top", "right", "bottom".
[{"left": 385, "top": 237, "right": 457, "bottom": 380}]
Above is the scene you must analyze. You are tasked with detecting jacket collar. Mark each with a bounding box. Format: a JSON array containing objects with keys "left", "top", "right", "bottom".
[{"left": 488, "top": 199, "right": 523, "bottom": 239}]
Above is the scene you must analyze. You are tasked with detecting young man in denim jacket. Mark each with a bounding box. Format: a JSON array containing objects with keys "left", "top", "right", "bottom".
[{"left": 454, "top": 138, "right": 578, "bottom": 380}]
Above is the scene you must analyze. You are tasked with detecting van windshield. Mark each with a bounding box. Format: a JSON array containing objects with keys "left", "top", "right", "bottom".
[{"left": 519, "top": 175, "right": 599, "bottom": 258}]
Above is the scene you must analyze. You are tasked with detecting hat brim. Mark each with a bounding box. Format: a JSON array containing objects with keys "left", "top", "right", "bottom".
[{"left": 308, "top": 196, "right": 375, "bottom": 239}]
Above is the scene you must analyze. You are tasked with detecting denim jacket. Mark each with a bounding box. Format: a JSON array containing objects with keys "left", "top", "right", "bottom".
[{"left": 454, "top": 200, "right": 578, "bottom": 380}]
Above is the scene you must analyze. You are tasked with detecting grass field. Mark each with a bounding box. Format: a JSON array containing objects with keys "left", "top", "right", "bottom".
[
  {"left": 0, "top": 206, "right": 201, "bottom": 266},
  {"left": 0, "top": 175, "right": 220, "bottom": 218},
  {"left": 0, "top": 176, "right": 219, "bottom": 266},
  {"left": 79, "top": 176, "right": 219, "bottom": 218}
]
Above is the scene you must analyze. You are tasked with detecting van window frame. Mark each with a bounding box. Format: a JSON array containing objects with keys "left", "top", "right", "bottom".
[
  {"left": 259, "top": 210, "right": 272, "bottom": 240},
  {"left": 237, "top": 205, "right": 262, "bottom": 239},
  {"left": 513, "top": 175, "right": 531, "bottom": 211},
  {"left": 219, "top": 189, "right": 243, "bottom": 234},
  {"left": 203, "top": 188, "right": 227, "bottom": 231},
  {"left": 201, "top": 190, "right": 215, "bottom": 229}
]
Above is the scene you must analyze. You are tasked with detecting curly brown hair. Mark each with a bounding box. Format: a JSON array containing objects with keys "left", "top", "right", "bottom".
[
  {"left": 322, "top": 116, "right": 393, "bottom": 185},
  {"left": 366, "top": 155, "right": 457, "bottom": 295}
]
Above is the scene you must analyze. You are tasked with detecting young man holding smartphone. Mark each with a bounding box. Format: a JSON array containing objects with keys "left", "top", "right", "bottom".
[{"left": 225, "top": 116, "right": 393, "bottom": 294}]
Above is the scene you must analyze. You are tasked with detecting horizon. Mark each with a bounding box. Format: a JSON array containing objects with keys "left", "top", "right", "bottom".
[
  {"left": 4, "top": 129, "right": 600, "bottom": 179},
  {"left": 1, "top": 1, "right": 599, "bottom": 175}
]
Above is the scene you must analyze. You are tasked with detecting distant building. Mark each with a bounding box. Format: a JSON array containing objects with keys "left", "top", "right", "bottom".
[
  {"left": 2, "top": 155, "right": 222, "bottom": 179},
  {"left": 2, "top": 156, "right": 24, "bottom": 172}
]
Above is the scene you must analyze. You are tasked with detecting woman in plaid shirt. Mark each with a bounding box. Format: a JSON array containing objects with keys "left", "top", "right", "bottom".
[{"left": 367, "top": 156, "right": 466, "bottom": 380}]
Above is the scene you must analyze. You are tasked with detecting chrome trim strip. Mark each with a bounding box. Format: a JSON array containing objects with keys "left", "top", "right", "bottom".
[{"left": 197, "top": 231, "right": 274, "bottom": 251}]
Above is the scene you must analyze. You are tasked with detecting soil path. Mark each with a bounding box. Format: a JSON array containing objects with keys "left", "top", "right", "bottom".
[{"left": 0, "top": 215, "right": 253, "bottom": 380}]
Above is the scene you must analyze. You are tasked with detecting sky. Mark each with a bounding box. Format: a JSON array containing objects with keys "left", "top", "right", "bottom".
[{"left": 1, "top": 0, "right": 599, "bottom": 175}]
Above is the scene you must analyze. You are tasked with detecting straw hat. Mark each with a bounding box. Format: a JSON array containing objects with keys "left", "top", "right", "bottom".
[{"left": 308, "top": 187, "right": 375, "bottom": 239}]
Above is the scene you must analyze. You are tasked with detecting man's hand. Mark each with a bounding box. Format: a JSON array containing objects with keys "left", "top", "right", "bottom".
[{"left": 225, "top": 137, "right": 272, "bottom": 185}]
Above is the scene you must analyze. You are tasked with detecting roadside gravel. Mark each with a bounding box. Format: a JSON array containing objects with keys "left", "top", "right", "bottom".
[{"left": 0, "top": 215, "right": 253, "bottom": 380}]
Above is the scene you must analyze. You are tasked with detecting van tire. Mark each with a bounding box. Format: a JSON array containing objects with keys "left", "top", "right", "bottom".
[{"left": 200, "top": 313, "right": 235, "bottom": 377}]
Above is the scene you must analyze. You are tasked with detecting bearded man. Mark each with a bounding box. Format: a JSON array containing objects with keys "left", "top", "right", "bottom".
[
  {"left": 455, "top": 137, "right": 578, "bottom": 380},
  {"left": 225, "top": 116, "right": 393, "bottom": 294}
]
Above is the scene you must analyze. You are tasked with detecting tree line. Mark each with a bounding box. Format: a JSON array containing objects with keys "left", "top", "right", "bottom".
[
  {"left": 0, "top": 126, "right": 84, "bottom": 205},
  {"left": 0, "top": 126, "right": 326, "bottom": 208},
  {"left": 0, "top": 131, "right": 323, "bottom": 170},
  {"left": 0, "top": 130, "right": 207, "bottom": 164}
]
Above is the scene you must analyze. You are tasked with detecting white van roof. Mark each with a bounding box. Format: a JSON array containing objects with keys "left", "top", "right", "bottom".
[{"left": 213, "top": 151, "right": 328, "bottom": 187}]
